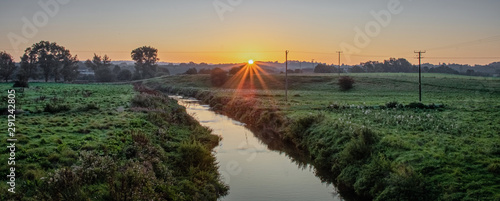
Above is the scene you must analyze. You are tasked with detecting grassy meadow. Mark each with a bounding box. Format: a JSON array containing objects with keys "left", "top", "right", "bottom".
[
  {"left": 146, "top": 72, "right": 500, "bottom": 200},
  {"left": 0, "top": 83, "right": 227, "bottom": 200}
]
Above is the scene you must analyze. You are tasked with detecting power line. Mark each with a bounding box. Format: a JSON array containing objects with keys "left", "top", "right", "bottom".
[
  {"left": 425, "top": 56, "right": 500, "bottom": 59},
  {"left": 426, "top": 34, "right": 500, "bottom": 51}
]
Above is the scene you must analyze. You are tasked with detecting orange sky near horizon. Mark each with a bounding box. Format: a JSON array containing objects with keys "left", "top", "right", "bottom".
[{"left": 1, "top": 0, "right": 499, "bottom": 65}]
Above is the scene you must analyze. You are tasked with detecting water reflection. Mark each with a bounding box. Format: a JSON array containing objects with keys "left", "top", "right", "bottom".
[{"left": 173, "top": 96, "right": 345, "bottom": 201}]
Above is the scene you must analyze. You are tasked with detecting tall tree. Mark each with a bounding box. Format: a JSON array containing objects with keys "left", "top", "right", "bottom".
[
  {"left": 131, "top": 46, "right": 159, "bottom": 79},
  {"left": 20, "top": 41, "right": 78, "bottom": 82},
  {"left": 60, "top": 54, "right": 79, "bottom": 82},
  {"left": 85, "top": 54, "right": 113, "bottom": 82},
  {"left": 18, "top": 52, "right": 38, "bottom": 82},
  {"left": 0, "top": 52, "right": 17, "bottom": 82}
]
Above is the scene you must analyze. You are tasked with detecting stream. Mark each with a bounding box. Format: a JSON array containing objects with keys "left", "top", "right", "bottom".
[{"left": 173, "top": 96, "right": 344, "bottom": 201}]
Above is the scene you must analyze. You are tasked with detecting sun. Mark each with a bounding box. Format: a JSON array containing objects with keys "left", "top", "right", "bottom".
[{"left": 248, "top": 59, "right": 254, "bottom": 64}]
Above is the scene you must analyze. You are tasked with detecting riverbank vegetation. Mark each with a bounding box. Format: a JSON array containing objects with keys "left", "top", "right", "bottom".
[
  {"left": 0, "top": 83, "right": 227, "bottom": 200},
  {"left": 145, "top": 73, "right": 500, "bottom": 200}
]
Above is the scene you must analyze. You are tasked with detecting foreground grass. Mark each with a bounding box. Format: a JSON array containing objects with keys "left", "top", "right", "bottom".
[
  {"left": 0, "top": 83, "right": 227, "bottom": 200},
  {"left": 146, "top": 73, "right": 500, "bottom": 200}
]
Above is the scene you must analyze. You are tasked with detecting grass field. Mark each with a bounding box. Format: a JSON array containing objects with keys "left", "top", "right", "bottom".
[
  {"left": 0, "top": 83, "right": 227, "bottom": 200},
  {"left": 146, "top": 72, "right": 500, "bottom": 200}
]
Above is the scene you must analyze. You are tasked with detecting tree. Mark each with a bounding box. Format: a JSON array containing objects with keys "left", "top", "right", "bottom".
[
  {"left": 131, "top": 46, "right": 159, "bottom": 79},
  {"left": 229, "top": 65, "right": 244, "bottom": 75},
  {"left": 314, "top": 64, "right": 338, "bottom": 73},
  {"left": 198, "top": 68, "right": 211, "bottom": 74},
  {"left": 350, "top": 65, "right": 365, "bottom": 73},
  {"left": 85, "top": 54, "right": 113, "bottom": 82},
  {"left": 18, "top": 54, "right": 37, "bottom": 83},
  {"left": 428, "top": 65, "right": 459, "bottom": 74},
  {"left": 210, "top": 68, "right": 227, "bottom": 87},
  {"left": 85, "top": 54, "right": 111, "bottom": 72},
  {"left": 0, "top": 52, "right": 17, "bottom": 82},
  {"left": 383, "top": 58, "right": 414, "bottom": 73},
  {"left": 185, "top": 68, "right": 197, "bottom": 75},
  {"left": 24, "top": 41, "right": 76, "bottom": 82},
  {"left": 60, "top": 54, "right": 79, "bottom": 82},
  {"left": 156, "top": 67, "right": 170, "bottom": 77},
  {"left": 19, "top": 41, "right": 78, "bottom": 82}
]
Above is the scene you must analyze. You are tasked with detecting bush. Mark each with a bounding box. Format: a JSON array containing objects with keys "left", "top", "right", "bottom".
[
  {"left": 375, "top": 165, "right": 435, "bottom": 201},
  {"left": 44, "top": 103, "right": 71, "bottom": 113},
  {"left": 38, "top": 168, "right": 87, "bottom": 201},
  {"left": 117, "top": 69, "right": 132, "bottom": 81},
  {"left": 95, "top": 68, "right": 114, "bottom": 82},
  {"left": 177, "top": 141, "right": 216, "bottom": 172},
  {"left": 13, "top": 80, "right": 29, "bottom": 88},
  {"left": 79, "top": 102, "right": 99, "bottom": 111},
  {"left": 185, "top": 68, "right": 198, "bottom": 75},
  {"left": 229, "top": 66, "right": 243, "bottom": 75},
  {"left": 210, "top": 68, "right": 227, "bottom": 87},
  {"left": 108, "top": 161, "right": 158, "bottom": 201},
  {"left": 338, "top": 76, "right": 355, "bottom": 91}
]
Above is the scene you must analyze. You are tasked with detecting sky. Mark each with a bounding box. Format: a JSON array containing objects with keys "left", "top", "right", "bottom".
[{"left": 1, "top": 0, "right": 499, "bottom": 65}]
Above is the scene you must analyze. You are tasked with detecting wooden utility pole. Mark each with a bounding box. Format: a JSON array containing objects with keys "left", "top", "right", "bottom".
[
  {"left": 414, "top": 51, "right": 426, "bottom": 102},
  {"left": 336, "top": 51, "right": 343, "bottom": 76},
  {"left": 285, "top": 50, "right": 289, "bottom": 102}
]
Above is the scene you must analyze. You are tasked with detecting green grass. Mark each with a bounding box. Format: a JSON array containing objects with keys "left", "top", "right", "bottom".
[
  {"left": 146, "top": 73, "right": 500, "bottom": 200},
  {"left": 0, "top": 83, "right": 227, "bottom": 200}
]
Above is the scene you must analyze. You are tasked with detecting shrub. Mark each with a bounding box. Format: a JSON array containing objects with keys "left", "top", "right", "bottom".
[
  {"left": 79, "top": 102, "right": 99, "bottom": 111},
  {"left": 338, "top": 76, "right": 355, "bottom": 91},
  {"left": 38, "top": 168, "right": 87, "bottom": 201},
  {"left": 375, "top": 165, "right": 436, "bottom": 201},
  {"left": 117, "top": 69, "right": 132, "bottom": 81},
  {"left": 185, "top": 68, "right": 198, "bottom": 75},
  {"left": 108, "top": 161, "right": 158, "bottom": 201},
  {"left": 210, "top": 68, "right": 228, "bottom": 87},
  {"left": 13, "top": 80, "right": 29, "bottom": 88},
  {"left": 44, "top": 103, "right": 71, "bottom": 113},
  {"left": 385, "top": 101, "right": 399, "bottom": 109},
  {"left": 406, "top": 102, "right": 426, "bottom": 109},
  {"left": 177, "top": 141, "right": 217, "bottom": 172}
]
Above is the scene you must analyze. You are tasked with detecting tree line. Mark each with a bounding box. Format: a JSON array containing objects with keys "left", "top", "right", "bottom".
[
  {"left": 0, "top": 41, "right": 167, "bottom": 85},
  {"left": 313, "top": 58, "right": 494, "bottom": 76}
]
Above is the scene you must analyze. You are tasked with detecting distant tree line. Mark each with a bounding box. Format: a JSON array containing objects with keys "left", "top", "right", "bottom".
[
  {"left": 0, "top": 41, "right": 172, "bottom": 86},
  {"left": 314, "top": 64, "right": 342, "bottom": 73},
  {"left": 357, "top": 58, "right": 416, "bottom": 73}
]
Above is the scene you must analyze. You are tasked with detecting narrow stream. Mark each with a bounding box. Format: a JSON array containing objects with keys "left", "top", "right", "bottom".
[{"left": 174, "top": 96, "right": 343, "bottom": 201}]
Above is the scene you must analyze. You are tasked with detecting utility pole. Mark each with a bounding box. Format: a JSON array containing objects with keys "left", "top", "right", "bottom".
[
  {"left": 336, "top": 51, "right": 343, "bottom": 76},
  {"left": 414, "top": 51, "right": 426, "bottom": 102},
  {"left": 285, "top": 50, "right": 289, "bottom": 102}
]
